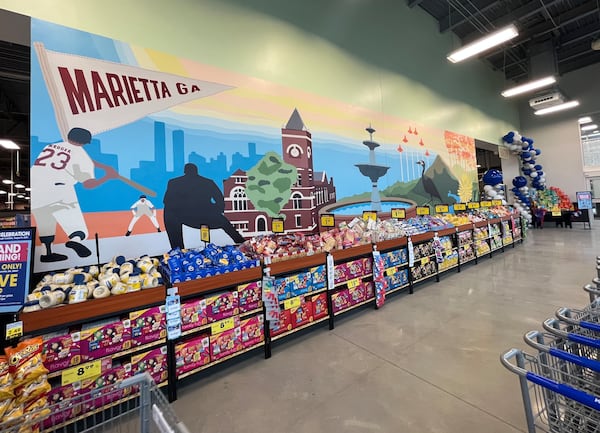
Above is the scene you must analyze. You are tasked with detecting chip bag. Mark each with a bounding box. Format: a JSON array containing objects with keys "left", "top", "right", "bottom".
[
  {"left": 0, "top": 355, "right": 13, "bottom": 400},
  {"left": 5, "top": 337, "right": 48, "bottom": 387},
  {"left": 14, "top": 374, "right": 51, "bottom": 405}
]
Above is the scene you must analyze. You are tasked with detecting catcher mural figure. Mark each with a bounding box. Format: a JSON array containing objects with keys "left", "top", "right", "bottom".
[
  {"left": 163, "top": 163, "right": 245, "bottom": 249},
  {"left": 126, "top": 195, "right": 161, "bottom": 236},
  {"left": 31, "top": 128, "right": 118, "bottom": 262}
]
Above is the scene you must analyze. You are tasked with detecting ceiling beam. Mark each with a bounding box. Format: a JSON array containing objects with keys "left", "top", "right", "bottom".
[
  {"left": 439, "top": 0, "right": 499, "bottom": 34},
  {"left": 407, "top": 0, "right": 424, "bottom": 8},
  {"left": 522, "top": 2, "right": 599, "bottom": 41},
  {"left": 559, "top": 50, "right": 600, "bottom": 74},
  {"left": 559, "top": 21, "right": 600, "bottom": 47}
]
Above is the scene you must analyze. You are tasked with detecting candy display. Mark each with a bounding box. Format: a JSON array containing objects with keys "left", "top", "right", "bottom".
[
  {"left": 237, "top": 281, "right": 262, "bottom": 313},
  {"left": 210, "top": 326, "right": 242, "bottom": 361},
  {"left": 475, "top": 239, "right": 491, "bottom": 256},
  {"left": 131, "top": 346, "right": 168, "bottom": 385},
  {"left": 41, "top": 329, "right": 81, "bottom": 373},
  {"left": 80, "top": 318, "right": 132, "bottom": 361},
  {"left": 240, "top": 233, "right": 324, "bottom": 260},
  {"left": 180, "top": 298, "right": 208, "bottom": 332},
  {"left": 175, "top": 335, "right": 210, "bottom": 377},
  {"left": 130, "top": 306, "right": 166, "bottom": 346},
  {"left": 411, "top": 258, "right": 437, "bottom": 281},
  {"left": 240, "top": 315, "right": 264, "bottom": 348},
  {"left": 438, "top": 250, "right": 459, "bottom": 271},
  {"left": 331, "top": 289, "right": 351, "bottom": 313},
  {"left": 206, "top": 291, "right": 239, "bottom": 323},
  {"left": 457, "top": 231, "right": 472, "bottom": 247},
  {"left": 459, "top": 244, "right": 476, "bottom": 263}
]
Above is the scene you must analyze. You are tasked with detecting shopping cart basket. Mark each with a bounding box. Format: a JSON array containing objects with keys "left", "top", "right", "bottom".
[
  {"left": 543, "top": 317, "right": 600, "bottom": 354},
  {"left": 585, "top": 284, "right": 600, "bottom": 303},
  {"left": 555, "top": 302, "right": 600, "bottom": 324},
  {"left": 0, "top": 373, "right": 189, "bottom": 433},
  {"left": 502, "top": 348, "right": 600, "bottom": 433}
]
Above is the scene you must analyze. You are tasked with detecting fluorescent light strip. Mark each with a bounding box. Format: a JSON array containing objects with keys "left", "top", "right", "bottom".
[
  {"left": 579, "top": 116, "right": 593, "bottom": 124},
  {"left": 501, "top": 76, "right": 556, "bottom": 97},
  {"left": 447, "top": 24, "right": 519, "bottom": 63},
  {"left": 0, "top": 139, "right": 19, "bottom": 150},
  {"left": 534, "top": 100, "right": 580, "bottom": 115},
  {"left": 2, "top": 179, "right": 13, "bottom": 185},
  {"left": 582, "top": 124, "right": 598, "bottom": 131}
]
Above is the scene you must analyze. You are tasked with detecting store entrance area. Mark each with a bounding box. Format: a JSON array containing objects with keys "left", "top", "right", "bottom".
[{"left": 174, "top": 228, "right": 593, "bottom": 433}]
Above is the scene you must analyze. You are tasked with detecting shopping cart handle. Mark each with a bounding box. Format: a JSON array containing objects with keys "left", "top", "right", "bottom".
[
  {"left": 500, "top": 348, "right": 527, "bottom": 376},
  {"left": 543, "top": 318, "right": 568, "bottom": 337},
  {"left": 547, "top": 347, "right": 600, "bottom": 372},
  {"left": 523, "top": 330, "right": 549, "bottom": 352},
  {"left": 584, "top": 284, "right": 600, "bottom": 294},
  {"left": 556, "top": 307, "right": 579, "bottom": 325},
  {"left": 526, "top": 372, "right": 600, "bottom": 412}
]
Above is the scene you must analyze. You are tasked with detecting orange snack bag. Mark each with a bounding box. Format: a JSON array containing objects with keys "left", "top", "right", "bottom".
[{"left": 5, "top": 337, "right": 48, "bottom": 387}]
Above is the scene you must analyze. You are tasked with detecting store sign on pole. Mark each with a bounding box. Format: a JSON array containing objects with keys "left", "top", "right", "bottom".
[
  {"left": 165, "top": 287, "right": 181, "bottom": 340},
  {"left": 0, "top": 228, "right": 35, "bottom": 313}
]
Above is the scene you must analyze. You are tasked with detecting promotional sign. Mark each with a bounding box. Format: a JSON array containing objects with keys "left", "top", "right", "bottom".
[
  {"left": 200, "top": 225, "right": 210, "bottom": 243},
  {"left": 416, "top": 206, "right": 430, "bottom": 216},
  {"left": 372, "top": 250, "right": 386, "bottom": 308},
  {"left": 453, "top": 203, "right": 466, "bottom": 212},
  {"left": 271, "top": 218, "right": 284, "bottom": 233},
  {"left": 0, "top": 228, "right": 35, "bottom": 313},
  {"left": 165, "top": 287, "right": 181, "bottom": 340},
  {"left": 391, "top": 208, "right": 406, "bottom": 219},
  {"left": 577, "top": 191, "right": 593, "bottom": 210},
  {"left": 320, "top": 214, "right": 335, "bottom": 227},
  {"left": 492, "top": 199, "right": 503, "bottom": 207},
  {"left": 434, "top": 204, "right": 449, "bottom": 214},
  {"left": 467, "top": 202, "right": 480, "bottom": 209},
  {"left": 480, "top": 200, "right": 492, "bottom": 208}
]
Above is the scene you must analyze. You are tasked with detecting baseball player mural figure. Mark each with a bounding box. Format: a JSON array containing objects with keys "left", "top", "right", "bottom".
[
  {"left": 163, "top": 163, "right": 245, "bottom": 249},
  {"left": 126, "top": 195, "right": 161, "bottom": 236},
  {"left": 31, "top": 127, "right": 118, "bottom": 262}
]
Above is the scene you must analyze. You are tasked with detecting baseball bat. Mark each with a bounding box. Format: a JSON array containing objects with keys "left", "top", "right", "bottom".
[{"left": 94, "top": 160, "right": 157, "bottom": 197}]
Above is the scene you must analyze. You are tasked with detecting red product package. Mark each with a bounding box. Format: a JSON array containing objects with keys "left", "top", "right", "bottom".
[
  {"left": 311, "top": 293, "right": 328, "bottom": 319},
  {"left": 237, "top": 281, "right": 262, "bottom": 313},
  {"left": 206, "top": 291, "right": 239, "bottom": 322},
  {"left": 42, "top": 330, "right": 81, "bottom": 373},
  {"left": 240, "top": 315, "right": 264, "bottom": 348},
  {"left": 331, "top": 289, "right": 351, "bottom": 313},
  {"left": 364, "top": 281, "right": 375, "bottom": 300},
  {"left": 180, "top": 298, "right": 208, "bottom": 332},
  {"left": 210, "top": 327, "right": 242, "bottom": 361},
  {"left": 290, "top": 301, "right": 313, "bottom": 329},
  {"left": 131, "top": 346, "right": 168, "bottom": 385},
  {"left": 348, "top": 284, "right": 366, "bottom": 305},
  {"left": 269, "top": 309, "right": 292, "bottom": 337},
  {"left": 43, "top": 383, "right": 82, "bottom": 429},
  {"left": 129, "top": 306, "right": 166, "bottom": 346},
  {"left": 175, "top": 334, "right": 210, "bottom": 377}
]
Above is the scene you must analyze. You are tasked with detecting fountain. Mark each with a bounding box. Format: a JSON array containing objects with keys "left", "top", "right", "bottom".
[{"left": 355, "top": 126, "right": 390, "bottom": 212}]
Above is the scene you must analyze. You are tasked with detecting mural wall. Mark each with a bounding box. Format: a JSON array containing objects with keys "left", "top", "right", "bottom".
[{"left": 30, "top": 19, "right": 478, "bottom": 272}]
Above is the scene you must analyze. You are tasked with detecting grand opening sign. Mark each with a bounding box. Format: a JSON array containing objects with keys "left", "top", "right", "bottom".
[{"left": 0, "top": 229, "right": 34, "bottom": 313}]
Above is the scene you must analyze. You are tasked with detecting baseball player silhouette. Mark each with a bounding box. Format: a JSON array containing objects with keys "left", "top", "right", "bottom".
[
  {"left": 126, "top": 195, "right": 161, "bottom": 236},
  {"left": 163, "top": 163, "right": 245, "bottom": 249},
  {"left": 31, "top": 128, "right": 118, "bottom": 262}
]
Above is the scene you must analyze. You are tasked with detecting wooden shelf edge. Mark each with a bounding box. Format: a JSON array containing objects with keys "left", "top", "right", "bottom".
[
  {"left": 176, "top": 266, "right": 262, "bottom": 298},
  {"left": 331, "top": 244, "right": 373, "bottom": 262},
  {"left": 21, "top": 286, "right": 167, "bottom": 333},
  {"left": 436, "top": 227, "right": 456, "bottom": 237},
  {"left": 457, "top": 223, "right": 474, "bottom": 232},
  {"left": 474, "top": 220, "right": 488, "bottom": 228},
  {"left": 269, "top": 252, "right": 326, "bottom": 275},
  {"left": 376, "top": 237, "right": 408, "bottom": 251},
  {"left": 409, "top": 232, "right": 433, "bottom": 243}
]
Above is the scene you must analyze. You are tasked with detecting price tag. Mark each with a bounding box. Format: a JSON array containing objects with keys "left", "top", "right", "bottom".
[
  {"left": 435, "top": 204, "right": 449, "bottom": 214},
  {"left": 283, "top": 296, "right": 302, "bottom": 310},
  {"left": 211, "top": 317, "right": 235, "bottom": 335},
  {"left": 62, "top": 360, "right": 101, "bottom": 386},
  {"left": 391, "top": 208, "right": 406, "bottom": 219},
  {"left": 421, "top": 256, "right": 430, "bottom": 265},
  {"left": 272, "top": 218, "right": 284, "bottom": 233},
  {"left": 385, "top": 267, "right": 397, "bottom": 276},
  {"left": 492, "top": 199, "right": 503, "bottom": 206},
  {"left": 552, "top": 211, "right": 562, "bottom": 217},
  {"left": 454, "top": 203, "right": 466, "bottom": 211},
  {"left": 416, "top": 206, "right": 430, "bottom": 216},
  {"left": 320, "top": 214, "right": 335, "bottom": 227},
  {"left": 480, "top": 200, "right": 492, "bottom": 208},
  {"left": 362, "top": 211, "right": 377, "bottom": 222},
  {"left": 5, "top": 321, "right": 22, "bottom": 340},
  {"left": 468, "top": 202, "right": 480, "bottom": 209},
  {"left": 200, "top": 224, "right": 210, "bottom": 242},
  {"left": 347, "top": 278, "right": 361, "bottom": 288}
]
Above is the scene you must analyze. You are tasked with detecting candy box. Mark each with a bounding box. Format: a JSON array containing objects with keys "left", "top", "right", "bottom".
[
  {"left": 331, "top": 289, "right": 351, "bottom": 313},
  {"left": 311, "top": 293, "right": 328, "bottom": 319},
  {"left": 43, "top": 383, "right": 82, "bottom": 428},
  {"left": 269, "top": 309, "right": 292, "bottom": 337},
  {"left": 181, "top": 298, "right": 208, "bottom": 332},
  {"left": 175, "top": 334, "right": 210, "bottom": 377},
  {"left": 333, "top": 263, "right": 348, "bottom": 284},
  {"left": 348, "top": 284, "right": 366, "bottom": 305},
  {"left": 80, "top": 318, "right": 131, "bottom": 361},
  {"left": 240, "top": 315, "right": 264, "bottom": 348},
  {"left": 346, "top": 259, "right": 365, "bottom": 278},
  {"left": 237, "top": 281, "right": 262, "bottom": 313},
  {"left": 131, "top": 346, "right": 168, "bottom": 385},
  {"left": 288, "top": 272, "right": 311, "bottom": 297},
  {"left": 206, "top": 291, "right": 239, "bottom": 322},
  {"left": 210, "top": 327, "right": 242, "bottom": 361},
  {"left": 399, "top": 248, "right": 408, "bottom": 264},
  {"left": 364, "top": 281, "right": 375, "bottom": 299},
  {"left": 362, "top": 257, "right": 373, "bottom": 275},
  {"left": 42, "top": 329, "right": 81, "bottom": 373},
  {"left": 290, "top": 301, "right": 313, "bottom": 329},
  {"left": 310, "top": 265, "right": 326, "bottom": 290},
  {"left": 129, "top": 306, "right": 166, "bottom": 346},
  {"left": 274, "top": 277, "right": 290, "bottom": 301},
  {"left": 81, "top": 362, "right": 131, "bottom": 411}
]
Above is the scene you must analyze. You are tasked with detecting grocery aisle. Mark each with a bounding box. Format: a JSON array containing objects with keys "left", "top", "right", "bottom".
[{"left": 174, "top": 227, "right": 598, "bottom": 433}]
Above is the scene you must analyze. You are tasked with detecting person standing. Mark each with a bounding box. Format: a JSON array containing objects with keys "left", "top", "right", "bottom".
[{"left": 126, "top": 195, "right": 161, "bottom": 236}]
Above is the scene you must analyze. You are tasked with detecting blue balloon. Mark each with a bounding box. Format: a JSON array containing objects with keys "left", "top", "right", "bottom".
[
  {"left": 523, "top": 169, "right": 532, "bottom": 175},
  {"left": 534, "top": 165, "right": 542, "bottom": 170},
  {"left": 538, "top": 171, "right": 544, "bottom": 177},
  {"left": 535, "top": 149, "right": 541, "bottom": 155},
  {"left": 521, "top": 151, "right": 531, "bottom": 159},
  {"left": 482, "top": 169, "right": 503, "bottom": 186},
  {"left": 502, "top": 132, "right": 515, "bottom": 143},
  {"left": 513, "top": 176, "right": 528, "bottom": 188}
]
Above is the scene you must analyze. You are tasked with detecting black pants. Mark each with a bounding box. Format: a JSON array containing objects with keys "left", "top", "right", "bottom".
[{"left": 164, "top": 214, "right": 245, "bottom": 249}]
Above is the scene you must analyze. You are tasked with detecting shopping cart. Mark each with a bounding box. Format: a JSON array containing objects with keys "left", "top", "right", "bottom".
[
  {"left": 543, "top": 317, "right": 600, "bottom": 353},
  {"left": 0, "top": 373, "right": 189, "bottom": 433},
  {"left": 502, "top": 348, "right": 600, "bottom": 433},
  {"left": 585, "top": 284, "right": 600, "bottom": 303}
]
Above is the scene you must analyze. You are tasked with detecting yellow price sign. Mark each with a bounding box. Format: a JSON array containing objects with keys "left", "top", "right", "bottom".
[
  {"left": 200, "top": 225, "right": 210, "bottom": 242},
  {"left": 385, "top": 267, "right": 397, "bottom": 276},
  {"left": 391, "top": 208, "right": 406, "bottom": 219},
  {"left": 468, "top": 202, "right": 480, "bottom": 209},
  {"left": 211, "top": 317, "right": 236, "bottom": 335},
  {"left": 5, "top": 321, "right": 22, "bottom": 340},
  {"left": 492, "top": 199, "right": 503, "bottom": 206},
  {"left": 62, "top": 359, "right": 102, "bottom": 386},
  {"left": 453, "top": 203, "right": 466, "bottom": 211},
  {"left": 421, "top": 256, "right": 430, "bottom": 265},
  {"left": 272, "top": 218, "right": 284, "bottom": 233},
  {"left": 480, "top": 200, "right": 492, "bottom": 208},
  {"left": 416, "top": 206, "right": 430, "bottom": 216},
  {"left": 283, "top": 296, "right": 302, "bottom": 310},
  {"left": 320, "top": 214, "right": 335, "bottom": 227},
  {"left": 552, "top": 211, "right": 562, "bottom": 217},
  {"left": 362, "top": 211, "right": 377, "bottom": 222},
  {"left": 347, "top": 278, "right": 361, "bottom": 289},
  {"left": 435, "top": 204, "right": 449, "bottom": 214}
]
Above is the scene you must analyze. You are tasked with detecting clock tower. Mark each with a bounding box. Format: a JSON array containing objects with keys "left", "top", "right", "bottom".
[{"left": 282, "top": 108, "right": 313, "bottom": 187}]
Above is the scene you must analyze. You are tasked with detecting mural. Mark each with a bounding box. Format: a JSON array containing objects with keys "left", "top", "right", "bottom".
[{"left": 30, "top": 19, "right": 478, "bottom": 272}]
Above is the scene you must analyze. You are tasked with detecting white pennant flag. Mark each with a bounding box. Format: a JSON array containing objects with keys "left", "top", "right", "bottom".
[{"left": 34, "top": 42, "right": 233, "bottom": 139}]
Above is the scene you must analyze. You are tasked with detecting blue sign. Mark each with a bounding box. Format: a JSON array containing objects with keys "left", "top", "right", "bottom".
[
  {"left": 0, "top": 228, "right": 35, "bottom": 313},
  {"left": 577, "top": 191, "right": 593, "bottom": 210}
]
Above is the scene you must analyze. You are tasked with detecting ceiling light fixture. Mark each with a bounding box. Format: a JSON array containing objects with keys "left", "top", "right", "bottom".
[
  {"left": 24, "top": 197, "right": 30, "bottom": 200},
  {"left": 579, "top": 116, "right": 593, "bottom": 124},
  {"left": 0, "top": 191, "right": 6, "bottom": 195},
  {"left": 501, "top": 76, "right": 556, "bottom": 97},
  {"left": 534, "top": 100, "right": 580, "bottom": 115},
  {"left": 16, "top": 194, "right": 24, "bottom": 199},
  {"left": 582, "top": 124, "right": 598, "bottom": 131},
  {"left": 2, "top": 179, "right": 13, "bottom": 185},
  {"left": 0, "top": 140, "right": 20, "bottom": 150},
  {"left": 447, "top": 24, "right": 519, "bottom": 63},
  {"left": 25, "top": 187, "right": 31, "bottom": 191},
  {"left": 14, "top": 184, "right": 25, "bottom": 189}
]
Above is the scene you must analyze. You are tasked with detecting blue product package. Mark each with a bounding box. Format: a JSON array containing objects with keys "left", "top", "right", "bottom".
[{"left": 310, "top": 265, "right": 325, "bottom": 290}]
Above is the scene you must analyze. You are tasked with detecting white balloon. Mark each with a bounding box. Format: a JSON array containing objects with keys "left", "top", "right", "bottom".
[
  {"left": 520, "top": 186, "right": 529, "bottom": 192},
  {"left": 483, "top": 184, "right": 493, "bottom": 191},
  {"left": 489, "top": 190, "right": 498, "bottom": 198},
  {"left": 530, "top": 172, "right": 538, "bottom": 178},
  {"left": 501, "top": 199, "right": 507, "bottom": 205}
]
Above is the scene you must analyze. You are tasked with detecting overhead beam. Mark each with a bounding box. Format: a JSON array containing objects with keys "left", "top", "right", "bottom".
[
  {"left": 407, "top": 0, "right": 424, "bottom": 7},
  {"left": 523, "top": 2, "right": 599, "bottom": 41},
  {"left": 439, "top": 0, "right": 499, "bottom": 34},
  {"left": 559, "top": 50, "right": 600, "bottom": 74},
  {"left": 559, "top": 21, "right": 600, "bottom": 47}
]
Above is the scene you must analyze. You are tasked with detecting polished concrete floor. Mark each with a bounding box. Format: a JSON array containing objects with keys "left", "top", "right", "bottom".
[{"left": 174, "top": 226, "right": 599, "bottom": 433}]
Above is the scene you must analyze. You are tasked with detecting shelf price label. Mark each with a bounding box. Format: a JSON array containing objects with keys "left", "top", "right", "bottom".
[
  {"left": 435, "top": 204, "right": 449, "bottom": 214},
  {"left": 347, "top": 278, "right": 361, "bottom": 289},
  {"left": 552, "top": 210, "right": 562, "bottom": 217},
  {"left": 362, "top": 211, "right": 377, "bottom": 222},
  {"left": 467, "top": 202, "right": 480, "bottom": 209},
  {"left": 480, "top": 200, "right": 492, "bottom": 208},
  {"left": 211, "top": 317, "right": 236, "bottom": 335},
  {"left": 200, "top": 225, "right": 210, "bottom": 243},
  {"left": 5, "top": 321, "right": 22, "bottom": 340},
  {"left": 421, "top": 256, "right": 430, "bottom": 265},
  {"left": 385, "top": 267, "right": 397, "bottom": 276},
  {"left": 320, "top": 214, "right": 335, "bottom": 227},
  {"left": 454, "top": 203, "right": 466, "bottom": 212},
  {"left": 492, "top": 199, "right": 503, "bottom": 206},
  {"left": 272, "top": 218, "right": 284, "bottom": 233},
  {"left": 283, "top": 296, "right": 302, "bottom": 310},
  {"left": 391, "top": 208, "right": 406, "bottom": 219},
  {"left": 416, "top": 206, "right": 430, "bottom": 216},
  {"left": 62, "top": 360, "right": 102, "bottom": 386}
]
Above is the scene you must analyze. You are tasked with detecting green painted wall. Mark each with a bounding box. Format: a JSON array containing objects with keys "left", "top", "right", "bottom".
[{"left": 0, "top": 0, "right": 518, "bottom": 142}]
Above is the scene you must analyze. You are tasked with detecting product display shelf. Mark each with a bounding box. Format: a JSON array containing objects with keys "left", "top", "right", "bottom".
[
  {"left": 333, "top": 273, "right": 373, "bottom": 289},
  {"left": 268, "top": 252, "right": 326, "bottom": 276},
  {"left": 375, "top": 237, "right": 408, "bottom": 252},
  {"left": 176, "top": 266, "right": 262, "bottom": 298},
  {"left": 473, "top": 220, "right": 489, "bottom": 228},
  {"left": 438, "top": 263, "right": 459, "bottom": 273},
  {"left": 411, "top": 272, "right": 438, "bottom": 285},
  {"left": 435, "top": 227, "right": 456, "bottom": 237},
  {"left": 20, "top": 286, "right": 167, "bottom": 334},
  {"left": 331, "top": 243, "right": 373, "bottom": 262},
  {"left": 386, "top": 283, "right": 410, "bottom": 296},
  {"left": 413, "top": 253, "right": 436, "bottom": 262},
  {"left": 459, "top": 256, "right": 477, "bottom": 266},
  {"left": 409, "top": 232, "right": 434, "bottom": 244},
  {"left": 177, "top": 341, "right": 265, "bottom": 380},
  {"left": 279, "top": 287, "right": 327, "bottom": 305},
  {"left": 271, "top": 316, "right": 330, "bottom": 342},
  {"left": 457, "top": 223, "right": 474, "bottom": 232},
  {"left": 333, "top": 297, "right": 375, "bottom": 317},
  {"left": 46, "top": 338, "right": 167, "bottom": 380}
]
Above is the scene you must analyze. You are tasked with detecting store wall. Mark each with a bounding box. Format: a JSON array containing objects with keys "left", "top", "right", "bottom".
[
  {"left": 518, "top": 62, "right": 600, "bottom": 199},
  {"left": 0, "top": 0, "right": 518, "bottom": 142}
]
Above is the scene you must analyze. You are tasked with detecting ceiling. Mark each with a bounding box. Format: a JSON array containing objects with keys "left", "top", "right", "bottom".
[{"left": 410, "top": 0, "right": 600, "bottom": 82}]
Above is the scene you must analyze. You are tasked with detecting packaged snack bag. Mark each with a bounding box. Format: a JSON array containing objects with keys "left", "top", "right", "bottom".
[
  {"left": 0, "top": 355, "right": 13, "bottom": 400},
  {"left": 5, "top": 337, "right": 48, "bottom": 387}
]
